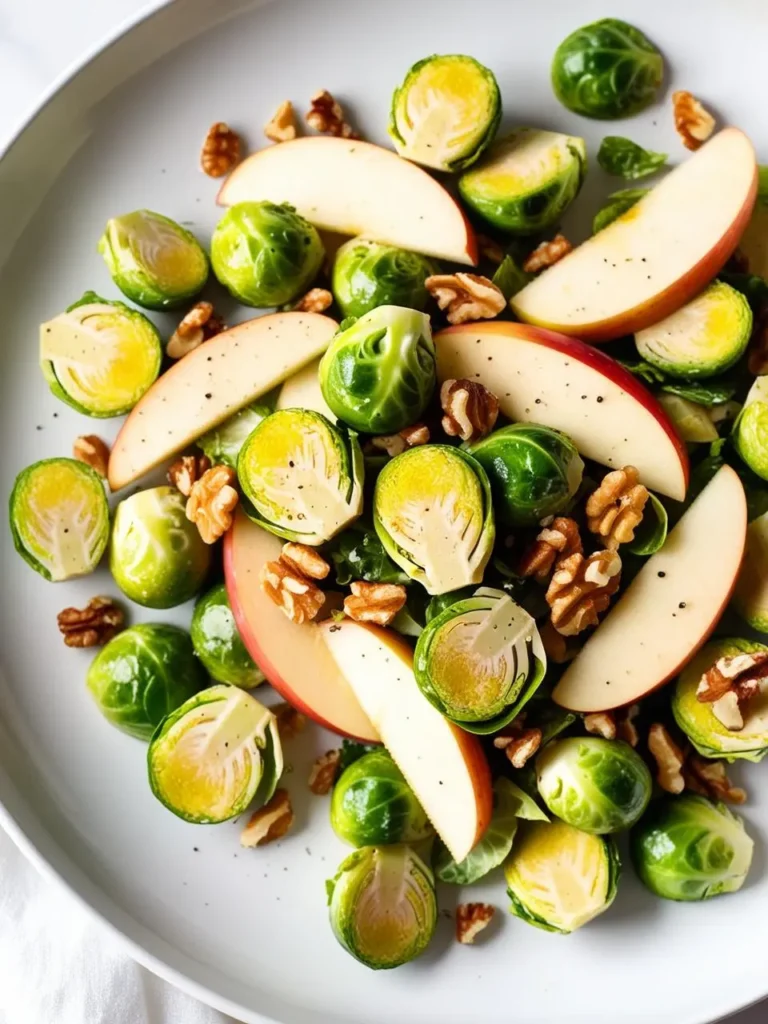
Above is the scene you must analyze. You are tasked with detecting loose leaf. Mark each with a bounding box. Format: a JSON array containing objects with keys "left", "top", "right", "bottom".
[
  {"left": 492, "top": 255, "right": 531, "bottom": 301},
  {"left": 627, "top": 492, "right": 668, "bottom": 556},
  {"left": 503, "top": 778, "right": 550, "bottom": 822},
  {"left": 338, "top": 739, "right": 377, "bottom": 773},
  {"left": 617, "top": 358, "right": 666, "bottom": 385},
  {"left": 329, "top": 522, "right": 409, "bottom": 586},
  {"left": 598, "top": 136, "right": 667, "bottom": 180},
  {"left": 661, "top": 380, "right": 737, "bottom": 407},
  {"left": 435, "top": 778, "right": 521, "bottom": 885},
  {"left": 593, "top": 188, "right": 649, "bottom": 234}
]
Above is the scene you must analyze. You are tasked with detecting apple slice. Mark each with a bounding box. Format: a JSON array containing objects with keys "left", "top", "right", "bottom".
[
  {"left": 511, "top": 128, "right": 757, "bottom": 342},
  {"left": 321, "top": 618, "right": 493, "bottom": 862},
  {"left": 217, "top": 137, "right": 477, "bottom": 266},
  {"left": 224, "top": 509, "right": 379, "bottom": 743},
  {"left": 276, "top": 357, "right": 333, "bottom": 418},
  {"left": 434, "top": 320, "right": 689, "bottom": 500},
  {"left": 108, "top": 312, "right": 337, "bottom": 491},
  {"left": 552, "top": 466, "right": 747, "bottom": 713}
]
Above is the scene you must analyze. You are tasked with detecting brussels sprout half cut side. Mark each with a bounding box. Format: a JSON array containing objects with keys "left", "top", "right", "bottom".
[
  {"left": 332, "top": 239, "right": 437, "bottom": 320},
  {"left": 458, "top": 129, "right": 587, "bottom": 235},
  {"left": 197, "top": 402, "right": 273, "bottom": 470},
  {"left": 733, "top": 513, "right": 768, "bottom": 634},
  {"left": 389, "top": 54, "right": 501, "bottom": 172},
  {"left": 373, "top": 444, "right": 495, "bottom": 595},
  {"left": 328, "top": 845, "right": 437, "bottom": 969},
  {"left": 238, "top": 409, "right": 364, "bottom": 546},
  {"left": 148, "top": 684, "right": 283, "bottom": 824},
  {"left": 9, "top": 458, "right": 109, "bottom": 582},
  {"left": 734, "top": 376, "right": 768, "bottom": 482},
  {"left": 191, "top": 583, "right": 265, "bottom": 688}
]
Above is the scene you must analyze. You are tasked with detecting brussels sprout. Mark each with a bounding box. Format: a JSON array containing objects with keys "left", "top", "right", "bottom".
[
  {"left": 98, "top": 210, "right": 209, "bottom": 310},
  {"left": 734, "top": 514, "right": 768, "bottom": 634},
  {"left": 87, "top": 624, "right": 206, "bottom": 740},
  {"left": 327, "top": 845, "right": 437, "bottom": 969},
  {"left": 9, "top": 458, "right": 109, "bottom": 581},
  {"left": 657, "top": 393, "right": 718, "bottom": 444},
  {"left": 110, "top": 486, "right": 211, "bottom": 609},
  {"left": 734, "top": 376, "right": 768, "bottom": 481},
  {"left": 469, "top": 423, "right": 583, "bottom": 528},
  {"left": 331, "top": 750, "right": 432, "bottom": 847},
  {"left": 330, "top": 521, "right": 409, "bottom": 586},
  {"left": 39, "top": 292, "right": 162, "bottom": 417},
  {"left": 191, "top": 583, "right": 264, "bottom": 688},
  {"left": 331, "top": 239, "right": 436, "bottom": 319},
  {"left": 597, "top": 136, "right": 667, "bottom": 180},
  {"left": 592, "top": 188, "right": 648, "bottom": 234},
  {"left": 211, "top": 201, "right": 324, "bottom": 308},
  {"left": 635, "top": 282, "right": 752, "bottom": 380},
  {"left": 238, "top": 409, "right": 363, "bottom": 545},
  {"left": 388, "top": 54, "right": 501, "bottom": 172},
  {"left": 374, "top": 444, "right": 495, "bottom": 595},
  {"left": 414, "top": 586, "right": 546, "bottom": 732},
  {"left": 319, "top": 306, "right": 435, "bottom": 435},
  {"left": 551, "top": 19, "right": 664, "bottom": 120},
  {"left": 197, "top": 402, "right": 272, "bottom": 470},
  {"left": 148, "top": 684, "right": 282, "bottom": 824},
  {"left": 631, "top": 794, "right": 754, "bottom": 901},
  {"left": 458, "top": 129, "right": 586, "bottom": 235},
  {"left": 505, "top": 819, "right": 620, "bottom": 933}
]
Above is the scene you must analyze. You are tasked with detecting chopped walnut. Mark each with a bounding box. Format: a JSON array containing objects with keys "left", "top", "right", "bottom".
[
  {"left": 584, "top": 712, "right": 617, "bottom": 740},
  {"left": 440, "top": 379, "right": 500, "bottom": 442},
  {"left": 305, "top": 90, "right": 358, "bottom": 138},
  {"left": 546, "top": 550, "right": 621, "bottom": 637},
  {"left": 586, "top": 466, "right": 649, "bottom": 550},
  {"left": 73, "top": 435, "right": 110, "bottom": 478},
  {"left": 273, "top": 702, "right": 307, "bottom": 741},
  {"left": 616, "top": 704, "right": 641, "bottom": 747},
  {"left": 505, "top": 728, "right": 542, "bottom": 769},
  {"left": 240, "top": 789, "right": 294, "bottom": 847},
  {"left": 456, "top": 903, "right": 495, "bottom": 945},
  {"left": 518, "top": 517, "right": 582, "bottom": 583},
  {"left": 186, "top": 465, "right": 239, "bottom": 543},
  {"left": 264, "top": 100, "right": 298, "bottom": 143},
  {"left": 687, "top": 755, "right": 747, "bottom": 805},
  {"left": 308, "top": 750, "right": 341, "bottom": 795},
  {"left": 539, "top": 619, "right": 580, "bottom": 665},
  {"left": 260, "top": 558, "right": 325, "bottom": 625},
  {"left": 280, "top": 542, "right": 330, "bottom": 581},
  {"left": 673, "top": 91, "right": 716, "bottom": 151},
  {"left": 167, "top": 302, "right": 226, "bottom": 359},
  {"left": 57, "top": 597, "right": 124, "bottom": 648},
  {"left": 476, "top": 234, "right": 505, "bottom": 265},
  {"left": 344, "top": 581, "right": 407, "bottom": 626},
  {"left": 522, "top": 234, "right": 572, "bottom": 274},
  {"left": 201, "top": 121, "right": 241, "bottom": 177},
  {"left": 293, "top": 288, "right": 333, "bottom": 313},
  {"left": 167, "top": 453, "right": 211, "bottom": 497},
  {"left": 426, "top": 273, "right": 506, "bottom": 325},
  {"left": 648, "top": 723, "right": 685, "bottom": 794},
  {"left": 370, "top": 423, "right": 430, "bottom": 457},
  {"left": 696, "top": 651, "right": 768, "bottom": 731}
]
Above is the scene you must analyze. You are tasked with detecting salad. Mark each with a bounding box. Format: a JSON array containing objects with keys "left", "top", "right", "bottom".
[{"left": 11, "top": 15, "right": 768, "bottom": 969}]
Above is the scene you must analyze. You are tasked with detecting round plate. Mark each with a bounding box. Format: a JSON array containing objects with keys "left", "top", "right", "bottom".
[{"left": 1, "top": 1, "right": 767, "bottom": 1022}]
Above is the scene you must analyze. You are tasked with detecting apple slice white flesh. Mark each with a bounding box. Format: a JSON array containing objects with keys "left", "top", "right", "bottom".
[
  {"left": 321, "top": 619, "right": 493, "bottom": 862},
  {"left": 511, "top": 128, "right": 757, "bottom": 342},
  {"left": 224, "top": 510, "right": 379, "bottom": 743},
  {"left": 276, "top": 358, "right": 333, "bottom": 419},
  {"left": 553, "top": 466, "right": 747, "bottom": 713},
  {"left": 434, "top": 320, "right": 689, "bottom": 500},
  {"left": 217, "top": 137, "right": 478, "bottom": 266},
  {"left": 108, "top": 312, "right": 337, "bottom": 491}
]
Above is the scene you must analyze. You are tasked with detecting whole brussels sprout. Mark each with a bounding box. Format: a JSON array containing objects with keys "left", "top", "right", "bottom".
[
  {"left": 319, "top": 306, "right": 435, "bottom": 435},
  {"left": 631, "top": 794, "right": 754, "bottom": 901},
  {"left": 87, "top": 624, "right": 206, "bottom": 740},
  {"left": 734, "top": 376, "right": 768, "bottom": 481},
  {"left": 469, "top": 424, "right": 583, "bottom": 527},
  {"left": 191, "top": 583, "right": 264, "bottom": 688},
  {"left": 211, "top": 201, "right": 324, "bottom": 307},
  {"left": 98, "top": 210, "right": 209, "bottom": 310},
  {"left": 197, "top": 402, "right": 272, "bottom": 470},
  {"left": 733, "top": 515, "right": 768, "bottom": 634},
  {"left": 332, "top": 239, "right": 436, "bottom": 319},
  {"left": 551, "top": 19, "right": 664, "bottom": 120},
  {"left": 110, "top": 486, "right": 211, "bottom": 609},
  {"left": 331, "top": 750, "right": 432, "bottom": 847}
]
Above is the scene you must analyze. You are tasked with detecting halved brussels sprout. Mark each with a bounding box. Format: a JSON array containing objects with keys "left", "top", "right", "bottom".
[
  {"left": 458, "top": 129, "right": 586, "bottom": 235},
  {"left": 197, "top": 402, "right": 272, "bottom": 470},
  {"left": 211, "top": 201, "right": 324, "bottom": 308},
  {"left": 191, "top": 583, "right": 264, "bottom": 688},
  {"left": 733, "top": 513, "right": 768, "bottom": 633},
  {"left": 536, "top": 737, "right": 652, "bottom": 834},
  {"left": 148, "top": 684, "right": 282, "bottom": 823},
  {"left": 39, "top": 292, "right": 162, "bottom": 417},
  {"left": 238, "top": 409, "right": 363, "bottom": 545},
  {"left": 734, "top": 376, "right": 768, "bottom": 481},
  {"left": 631, "top": 794, "right": 754, "bottom": 901},
  {"left": 87, "top": 624, "right": 206, "bottom": 740},
  {"left": 389, "top": 54, "right": 501, "bottom": 172},
  {"left": 505, "top": 819, "right": 619, "bottom": 933},
  {"left": 332, "top": 239, "right": 436, "bottom": 319},
  {"left": 328, "top": 845, "right": 437, "bottom": 969},
  {"left": 657, "top": 393, "right": 718, "bottom": 444},
  {"left": 331, "top": 750, "right": 432, "bottom": 847},
  {"left": 98, "top": 210, "right": 209, "bottom": 310},
  {"left": 373, "top": 444, "right": 495, "bottom": 595},
  {"left": 319, "top": 306, "right": 435, "bottom": 435},
  {"left": 9, "top": 458, "right": 109, "bottom": 581},
  {"left": 414, "top": 586, "right": 546, "bottom": 732},
  {"left": 635, "top": 282, "right": 752, "bottom": 380},
  {"left": 469, "top": 423, "right": 583, "bottom": 528},
  {"left": 110, "top": 486, "right": 211, "bottom": 609}
]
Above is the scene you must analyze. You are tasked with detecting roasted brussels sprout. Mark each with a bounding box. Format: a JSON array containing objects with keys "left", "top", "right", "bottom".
[
  {"left": 319, "top": 306, "right": 435, "bottom": 435},
  {"left": 597, "top": 136, "right": 666, "bottom": 180},
  {"left": 656, "top": 394, "right": 718, "bottom": 444},
  {"left": 332, "top": 239, "right": 436, "bottom": 319},
  {"left": 197, "top": 402, "right": 272, "bottom": 470},
  {"left": 551, "top": 19, "right": 664, "bottom": 120},
  {"left": 87, "top": 624, "right": 206, "bottom": 740},
  {"left": 734, "top": 514, "right": 768, "bottom": 634},
  {"left": 458, "top": 129, "right": 586, "bottom": 235},
  {"left": 592, "top": 188, "right": 648, "bottom": 234},
  {"left": 631, "top": 794, "right": 754, "bottom": 901},
  {"left": 110, "top": 486, "right": 211, "bottom": 609},
  {"left": 39, "top": 292, "right": 162, "bottom": 417},
  {"left": 191, "top": 583, "right": 264, "bottom": 688},
  {"left": 98, "top": 210, "right": 209, "bottom": 310},
  {"left": 211, "top": 201, "right": 324, "bottom": 308},
  {"left": 469, "top": 424, "right": 583, "bottom": 528},
  {"left": 389, "top": 54, "right": 501, "bottom": 172},
  {"left": 374, "top": 444, "right": 495, "bottom": 595},
  {"left": 238, "top": 409, "right": 363, "bottom": 545},
  {"left": 328, "top": 845, "right": 437, "bottom": 969},
  {"left": 734, "top": 376, "right": 768, "bottom": 481},
  {"left": 9, "top": 458, "right": 109, "bottom": 581}
]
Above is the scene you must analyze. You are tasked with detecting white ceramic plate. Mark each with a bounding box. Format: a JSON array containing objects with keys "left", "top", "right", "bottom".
[{"left": 2, "top": 1, "right": 768, "bottom": 1021}]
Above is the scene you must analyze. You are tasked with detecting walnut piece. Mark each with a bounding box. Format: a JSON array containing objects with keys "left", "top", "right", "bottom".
[
  {"left": 426, "top": 273, "right": 506, "bottom": 325},
  {"left": 293, "top": 288, "right": 333, "bottom": 313},
  {"left": 476, "top": 234, "right": 505, "bottom": 265},
  {"left": 505, "top": 728, "right": 542, "bottom": 769},
  {"left": 586, "top": 466, "right": 650, "bottom": 550},
  {"left": 648, "top": 723, "right": 685, "bottom": 794},
  {"left": 370, "top": 423, "right": 430, "bottom": 457},
  {"left": 264, "top": 100, "right": 298, "bottom": 143},
  {"left": 201, "top": 122, "right": 241, "bottom": 177},
  {"left": 167, "top": 302, "right": 225, "bottom": 359},
  {"left": 523, "top": 234, "right": 572, "bottom": 274},
  {"left": 280, "top": 542, "right": 330, "bottom": 581},
  {"left": 273, "top": 702, "right": 307, "bottom": 741},
  {"left": 57, "top": 597, "right": 124, "bottom": 648},
  {"left": 539, "top": 620, "right": 580, "bottom": 665},
  {"left": 696, "top": 651, "right": 768, "bottom": 731},
  {"left": 186, "top": 465, "right": 239, "bottom": 543},
  {"left": 439, "top": 378, "right": 500, "bottom": 443},
  {"left": 344, "top": 581, "right": 407, "bottom": 626},
  {"left": 616, "top": 704, "right": 641, "bottom": 747},
  {"left": 456, "top": 902, "right": 495, "bottom": 945},
  {"left": 518, "top": 516, "right": 582, "bottom": 582},
  {"left": 584, "top": 712, "right": 617, "bottom": 740},
  {"left": 686, "top": 755, "right": 747, "bottom": 805},
  {"left": 167, "top": 453, "right": 211, "bottom": 497},
  {"left": 305, "top": 90, "right": 358, "bottom": 138},
  {"left": 240, "top": 789, "right": 294, "bottom": 847},
  {"left": 260, "top": 558, "right": 325, "bottom": 625},
  {"left": 673, "top": 91, "right": 716, "bottom": 151},
  {"left": 546, "top": 550, "right": 621, "bottom": 637},
  {"left": 73, "top": 435, "right": 110, "bottom": 478},
  {"left": 308, "top": 750, "right": 341, "bottom": 795}
]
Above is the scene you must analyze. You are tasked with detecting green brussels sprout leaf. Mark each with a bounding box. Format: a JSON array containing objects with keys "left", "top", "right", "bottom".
[
  {"left": 197, "top": 402, "right": 272, "bottom": 470},
  {"left": 332, "top": 239, "right": 437, "bottom": 320},
  {"left": 338, "top": 738, "right": 378, "bottom": 773},
  {"left": 329, "top": 521, "right": 409, "bottom": 586},
  {"left": 626, "top": 492, "right": 668, "bottom": 556},
  {"left": 593, "top": 188, "right": 649, "bottom": 234},
  {"left": 425, "top": 586, "right": 477, "bottom": 623},
  {"left": 597, "top": 136, "right": 667, "bottom": 180},
  {"left": 661, "top": 380, "right": 738, "bottom": 406},
  {"left": 719, "top": 272, "right": 768, "bottom": 312},
  {"left": 436, "top": 778, "right": 521, "bottom": 885},
  {"left": 191, "top": 583, "right": 264, "bottom": 687},
  {"left": 491, "top": 255, "right": 531, "bottom": 301},
  {"left": 390, "top": 587, "right": 428, "bottom": 639},
  {"left": 657, "top": 394, "right": 718, "bottom": 444}
]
